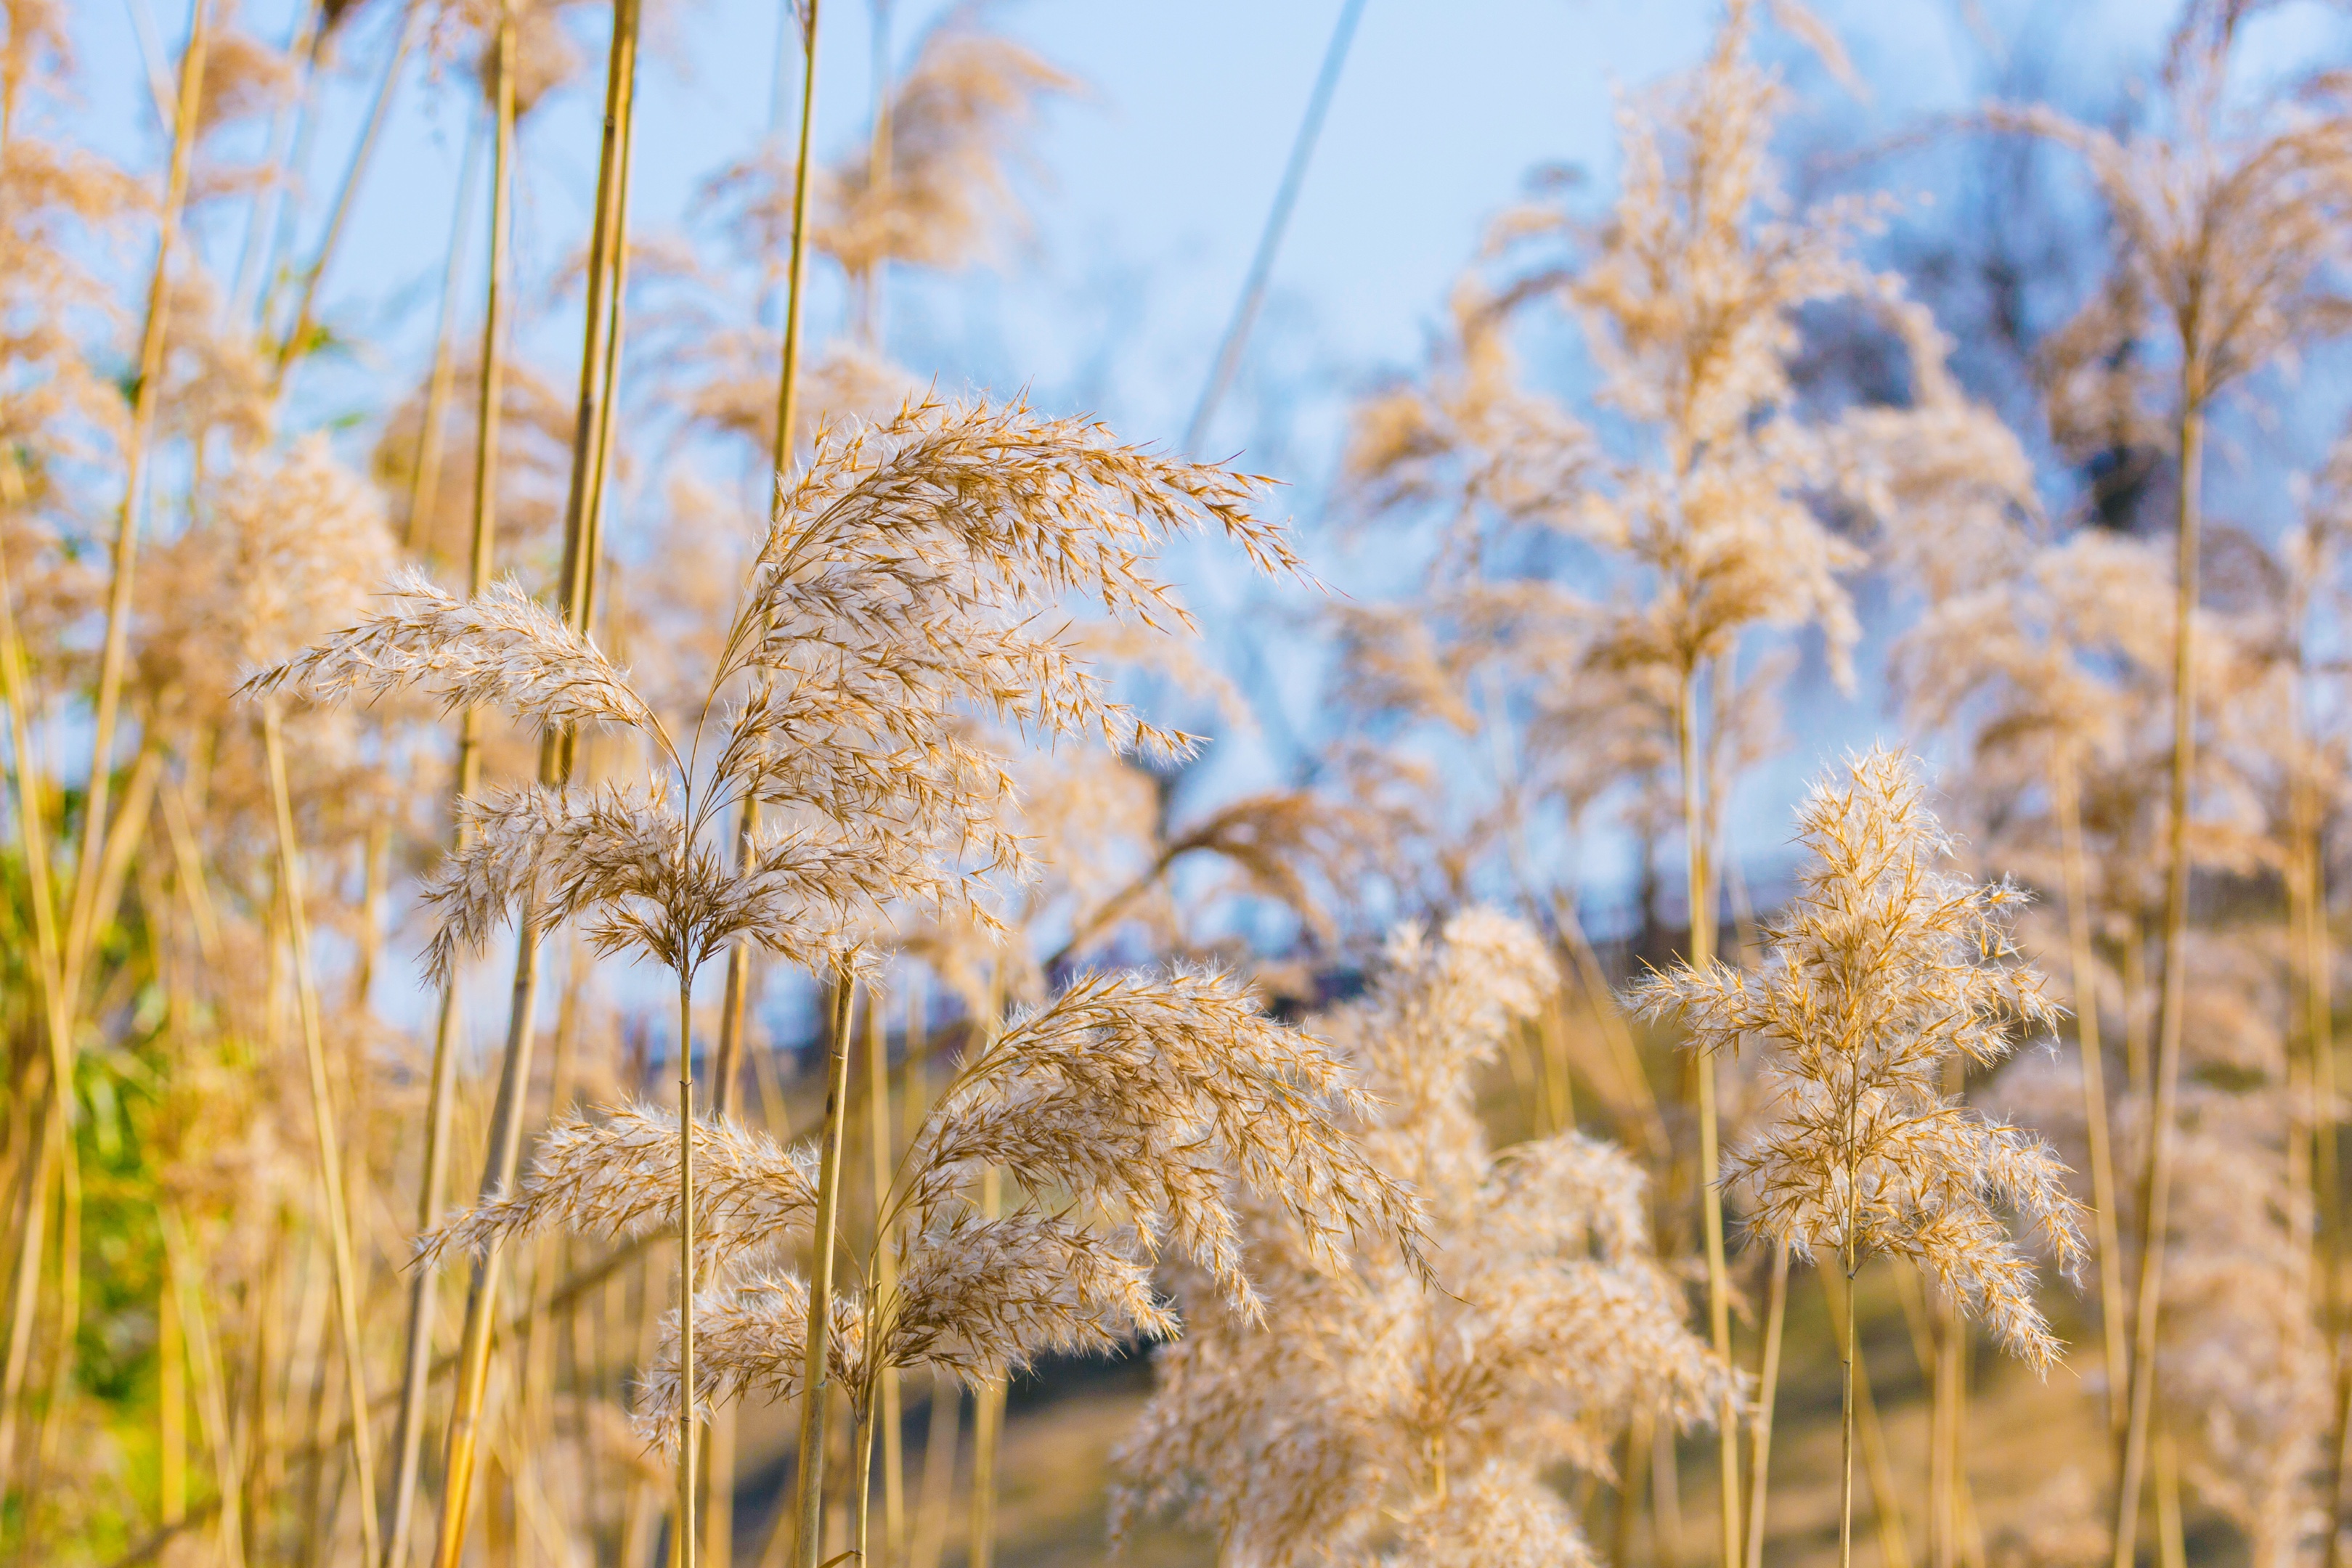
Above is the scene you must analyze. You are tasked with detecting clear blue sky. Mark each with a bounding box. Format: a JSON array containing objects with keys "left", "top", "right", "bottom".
[{"left": 74, "top": 0, "right": 2337, "bottom": 927}]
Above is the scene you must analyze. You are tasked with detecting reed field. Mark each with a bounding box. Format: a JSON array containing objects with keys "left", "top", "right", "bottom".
[{"left": 7, "top": 0, "right": 2352, "bottom": 1564}]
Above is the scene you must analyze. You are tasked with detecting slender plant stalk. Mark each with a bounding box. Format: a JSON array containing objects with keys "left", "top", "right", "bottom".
[
  {"left": 1650, "top": 1411, "right": 1681, "bottom": 1568},
  {"left": 773, "top": 0, "right": 823, "bottom": 469},
  {"left": 1930, "top": 1286, "right": 1961, "bottom": 1568},
  {"left": 400, "top": 19, "right": 523, "bottom": 1564},
  {"left": 73, "top": 0, "right": 208, "bottom": 992},
  {"left": 553, "top": 0, "right": 641, "bottom": 680},
  {"left": 1675, "top": 661, "right": 1739, "bottom": 1568},
  {"left": 0, "top": 0, "right": 210, "bottom": 1491},
  {"left": 679, "top": 971, "right": 703, "bottom": 1568},
  {"left": 1839, "top": 1242, "right": 1857, "bottom": 1568},
  {"left": 428, "top": 895, "right": 546, "bottom": 1568},
  {"left": 273, "top": 0, "right": 424, "bottom": 383},
  {"left": 2054, "top": 751, "right": 2129, "bottom": 1437},
  {"left": 160, "top": 1250, "right": 186, "bottom": 1526},
  {"left": 903, "top": 979, "right": 955, "bottom": 1568},
  {"left": 2154, "top": 1430, "right": 2186, "bottom": 1568},
  {"left": 853, "top": 1400, "right": 876, "bottom": 1568},
  {"left": 160, "top": 1205, "right": 246, "bottom": 1568},
  {"left": 1822, "top": 1262, "right": 1911, "bottom": 1568},
  {"left": 1743, "top": 1243, "right": 1788, "bottom": 1568},
  {"left": 1615, "top": 1415, "right": 1648, "bottom": 1568},
  {"left": 2322, "top": 823, "right": 2352, "bottom": 1568},
  {"left": 0, "top": 535, "right": 70, "bottom": 1515},
  {"left": 402, "top": 117, "right": 483, "bottom": 555},
  {"left": 1182, "top": 0, "right": 1367, "bottom": 454},
  {"left": 2113, "top": 392, "right": 2206, "bottom": 1568},
  {"left": 859, "top": 0, "right": 892, "bottom": 346},
  {"left": 426, "top": 20, "right": 549, "bottom": 1556},
  {"left": 381, "top": 110, "right": 505, "bottom": 1568},
  {"left": 261, "top": 700, "right": 382, "bottom": 1564},
  {"left": 793, "top": 974, "right": 860, "bottom": 1568},
  {"left": 868, "top": 988, "right": 904, "bottom": 1568},
  {"left": 908, "top": 1376, "right": 956, "bottom": 1568},
  {"left": 229, "top": 0, "right": 322, "bottom": 324},
  {"left": 714, "top": 0, "right": 820, "bottom": 1171}
]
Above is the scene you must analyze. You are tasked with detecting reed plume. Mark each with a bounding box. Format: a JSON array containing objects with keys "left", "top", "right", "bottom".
[
  {"left": 1115, "top": 907, "right": 1728, "bottom": 1568},
  {"left": 1632, "top": 746, "right": 2087, "bottom": 1568}
]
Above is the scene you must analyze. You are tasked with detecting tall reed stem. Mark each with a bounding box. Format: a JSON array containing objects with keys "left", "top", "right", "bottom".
[
  {"left": 401, "top": 117, "right": 481, "bottom": 555},
  {"left": 1743, "top": 1243, "right": 1788, "bottom": 1568},
  {"left": 794, "top": 974, "right": 859, "bottom": 1568},
  {"left": 680, "top": 971, "right": 703, "bottom": 1568},
  {"left": 867, "top": 988, "right": 904, "bottom": 1568},
  {"left": 2114, "top": 391, "right": 2205, "bottom": 1568},
  {"left": 261, "top": 700, "right": 381, "bottom": 1563},
  {"left": 0, "top": 518, "right": 70, "bottom": 1516},
  {"left": 381, "top": 102, "right": 500, "bottom": 1567},
  {"left": 773, "top": 0, "right": 822, "bottom": 468},
  {"left": 1675, "top": 661, "right": 1738, "bottom": 1568},
  {"left": 0, "top": 0, "right": 210, "bottom": 1492},
  {"left": 273, "top": 0, "right": 423, "bottom": 383},
  {"left": 72, "top": 0, "right": 207, "bottom": 1003},
  {"left": 715, "top": 0, "right": 821, "bottom": 1176},
  {"left": 2054, "top": 752, "right": 2129, "bottom": 1437},
  {"left": 1839, "top": 1242, "right": 1857, "bottom": 1568}
]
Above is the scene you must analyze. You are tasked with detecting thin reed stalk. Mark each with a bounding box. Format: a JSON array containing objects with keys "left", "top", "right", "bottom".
[
  {"left": 160, "top": 1205, "right": 246, "bottom": 1568},
  {"left": 1839, "top": 1242, "right": 1857, "bottom": 1568},
  {"left": 261, "top": 699, "right": 382, "bottom": 1564},
  {"left": 400, "top": 16, "right": 521, "bottom": 1564},
  {"left": 714, "top": 0, "right": 819, "bottom": 1177},
  {"left": 71, "top": 0, "right": 206, "bottom": 995},
  {"left": 792, "top": 974, "right": 859, "bottom": 1568},
  {"left": 2054, "top": 752, "right": 2129, "bottom": 1437},
  {"left": 0, "top": 0, "right": 208, "bottom": 1494},
  {"left": 2113, "top": 393, "right": 2206, "bottom": 1568},
  {"left": 1822, "top": 1262, "right": 1911, "bottom": 1568},
  {"left": 0, "top": 535, "right": 69, "bottom": 1521},
  {"left": 402, "top": 116, "right": 482, "bottom": 554},
  {"left": 274, "top": 0, "right": 423, "bottom": 383},
  {"left": 1743, "top": 1244, "right": 1788, "bottom": 1568},
  {"left": 868, "top": 988, "right": 904, "bottom": 1568},
  {"left": 908, "top": 1378, "right": 956, "bottom": 1568},
  {"left": 1674, "top": 661, "right": 1739, "bottom": 1568},
  {"left": 381, "top": 110, "right": 500, "bottom": 1568},
  {"left": 678, "top": 970, "right": 703, "bottom": 1568}
]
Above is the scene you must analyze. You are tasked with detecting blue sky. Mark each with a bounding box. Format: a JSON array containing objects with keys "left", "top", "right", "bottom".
[{"left": 75, "top": 0, "right": 2352, "bottom": 933}]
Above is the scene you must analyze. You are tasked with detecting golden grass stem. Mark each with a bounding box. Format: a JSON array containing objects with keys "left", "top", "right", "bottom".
[
  {"left": 159, "top": 1206, "right": 245, "bottom": 1568},
  {"left": 679, "top": 973, "right": 703, "bottom": 1568},
  {"left": 71, "top": 0, "right": 206, "bottom": 1011},
  {"left": 2054, "top": 752, "right": 2129, "bottom": 1437},
  {"left": 907, "top": 1377, "right": 956, "bottom": 1568},
  {"left": 2113, "top": 394, "right": 2205, "bottom": 1568},
  {"left": 854, "top": 1402, "right": 876, "bottom": 1568},
  {"left": 1838, "top": 1247, "right": 1857, "bottom": 1568},
  {"left": 428, "top": 898, "right": 545, "bottom": 1568},
  {"left": 772, "top": 0, "right": 822, "bottom": 473},
  {"left": 0, "top": 538, "right": 71, "bottom": 1516},
  {"left": 261, "top": 699, "right": 382, "bottom": 1565},
  {"left": 401, "top": 115, "right": 480, "bottom": 555},
  {"left": 555, "top": 0, "right": 641, "bottom": 670},
  {"left": 273, "top": 0, "right": 423, "bottom": 383},
  {"left": 1823, "top": 1262, "right": 1911, "bottom": 1568},
  {"left": 867, "top": 989, "right": 904, "bottom": 1568},
  {"left": 1743, "top": 1243, "right": 1788, "bottom": 1568},
  {"left": 1676, "top": 661, "right": 1739, "bottom": 1568},
  {"left": 392, "top": 17, "right": 518, "bottom": 1559},
  {"left": 2, "top": 0, "right": 210, "bottom": 1499},
  {"left": 793, "top": 974, "right": 859, "bottom": 1568}
]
